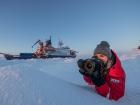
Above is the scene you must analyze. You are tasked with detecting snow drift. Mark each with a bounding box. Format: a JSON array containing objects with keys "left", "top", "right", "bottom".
[{"left": 0, "top": 51, "right": 140, "bottom": 105}]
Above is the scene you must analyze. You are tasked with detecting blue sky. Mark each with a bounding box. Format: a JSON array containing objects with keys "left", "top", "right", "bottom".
[{"left": 0, "top": 0, "right": 140, "bottom": 54}]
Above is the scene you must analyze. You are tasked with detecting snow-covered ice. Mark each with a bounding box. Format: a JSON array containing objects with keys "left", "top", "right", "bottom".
[{"left": 0, "top": 50, "right": 140, "bottom": 105}]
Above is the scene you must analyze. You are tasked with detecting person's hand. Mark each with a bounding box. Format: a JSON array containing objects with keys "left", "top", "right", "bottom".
[
  {"left": 79, "top": 69, "right": 90, "bottom": 77},
  {"left": 90, "top": 70, "right": 105, "bottom": 87}
]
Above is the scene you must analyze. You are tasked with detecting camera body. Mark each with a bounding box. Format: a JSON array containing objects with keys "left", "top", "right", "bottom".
[
  {"left": 77, "top": 57, "right": 105, "bottom": 75},
  {"left": 77, "top": 57, "right": 107, "bottom": 86}
]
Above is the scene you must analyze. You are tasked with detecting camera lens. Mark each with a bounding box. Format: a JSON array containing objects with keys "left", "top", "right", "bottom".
[
  {"left": 84, "top": 60, "right": 95, "bottom": 71},
  {"left": 87, "top": 63, "right": 92, "bottom": 69}
]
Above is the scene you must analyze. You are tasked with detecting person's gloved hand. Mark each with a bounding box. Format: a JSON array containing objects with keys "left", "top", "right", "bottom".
[
  {"left": 79, "top": 69, "right": 90, "bottom": 77},
  {"left": 79, "top": 68, "right": 105, "bottom": 87},
  {"left": 90, "top": 70, "right": 105, "bottom": 87}
]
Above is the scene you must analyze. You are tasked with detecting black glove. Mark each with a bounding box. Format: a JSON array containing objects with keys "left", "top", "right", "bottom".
[
  {"left": 90, "top": 70, "right": 105, "bottom": 87},
  {"left": 79, "top": 69, "right": 89, "bottom": 77},
  {"left": 79, "top": 68, "right": 105, "bottom": 87}
]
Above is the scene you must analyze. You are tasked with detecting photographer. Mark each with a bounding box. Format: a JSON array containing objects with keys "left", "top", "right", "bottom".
[{"left": 78, "top": 41, "right": 126, "bottom": 101}]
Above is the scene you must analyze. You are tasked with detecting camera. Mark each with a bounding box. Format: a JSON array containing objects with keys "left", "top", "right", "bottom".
[
  {"left": 77, "top": 57, "right": 105, "bottom": 73},
  {"left": 77, "top": 57, "right": 107, "bottom": 86}
]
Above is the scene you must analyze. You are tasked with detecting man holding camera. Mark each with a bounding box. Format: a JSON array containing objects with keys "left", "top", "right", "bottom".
[{"left": 77, "top": 41, "right": 126, "bottom": 101}]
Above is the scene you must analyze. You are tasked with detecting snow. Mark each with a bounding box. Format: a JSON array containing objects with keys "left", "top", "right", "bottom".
[{"left": 0, "top": 50, "right": 140, "bottom": 105}]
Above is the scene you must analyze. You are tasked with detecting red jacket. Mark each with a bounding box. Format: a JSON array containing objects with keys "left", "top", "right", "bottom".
[{"left": 83, "top": 51, "right": 126, "bottom": 101}]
